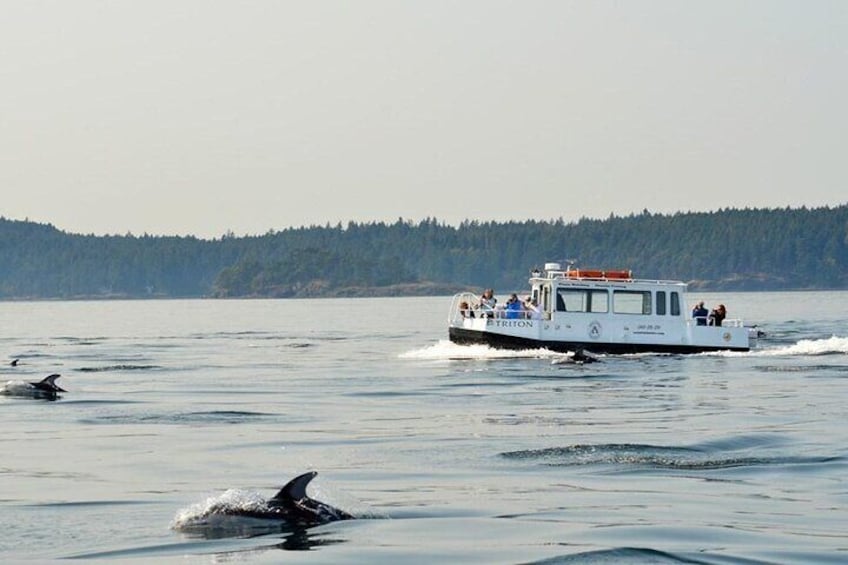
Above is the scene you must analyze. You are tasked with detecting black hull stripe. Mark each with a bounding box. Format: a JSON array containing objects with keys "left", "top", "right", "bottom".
[{"left": 448, "top": 327, "right": 749, "bottom": 354}]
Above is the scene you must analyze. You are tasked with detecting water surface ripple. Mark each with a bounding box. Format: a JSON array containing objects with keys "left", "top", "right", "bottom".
[{"left": 1, "top": 293, "right": 846, "bottom": 563}]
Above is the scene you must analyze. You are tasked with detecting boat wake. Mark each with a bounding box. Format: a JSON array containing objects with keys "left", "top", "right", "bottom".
[
  {"left": 764, "top": 335, "right": 848, "bottom": 356},
  {"left": 711, "top": 335, "right": 848, "bottom": 358},
  {"left": 406, "top": 336, "right": 848, "bottom": 362},
  {"left": 400, "top": 340, "right": 569, "bottom": 361}
]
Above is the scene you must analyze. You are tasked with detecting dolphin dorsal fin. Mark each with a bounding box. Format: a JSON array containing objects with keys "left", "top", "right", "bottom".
[
  {"left": 41, "top": 374, "right": 62, "bottom": 386},
  {"left": 271, "top": 471, "right": 317, "bottom": 503},
  {"left": 29, "top": 373, "right": 65, "bottom": 393}
]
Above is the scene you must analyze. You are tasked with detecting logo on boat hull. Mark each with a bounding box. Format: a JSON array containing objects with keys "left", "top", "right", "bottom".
[
  {"left": 487, "top": 320, "right": 534, "bottom": 329},
  {"left": 588, "top": 321, "right": 602, "bottom": 340}
]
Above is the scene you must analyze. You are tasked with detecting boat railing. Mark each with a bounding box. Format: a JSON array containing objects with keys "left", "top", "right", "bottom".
[
  {"left": 688, "top": 317, "right": 744, "bottom": 328},
  {"left": 537, "top": 271, "right": 684, "bottom": 286},
  {"left": 448, "top": 292, "right": 479, "bottom": 325},
  {"left": 450, "top": 292, "right": 546, "bottom": 323}
]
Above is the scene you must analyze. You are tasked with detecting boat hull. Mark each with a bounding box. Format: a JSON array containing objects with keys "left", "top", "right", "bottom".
[{"left": 448, "top": 326, "right": 750, "bottom": 354}]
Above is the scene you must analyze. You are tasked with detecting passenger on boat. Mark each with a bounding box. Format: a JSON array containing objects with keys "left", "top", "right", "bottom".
[
  {"left": 525, "top": 297, "right": 542, "bottom": 320},
  {"left": 709, "top": 304, "right": 726, "bottom": 327},
  {"left": 459, "top": 301, "right": 475, "bottom": 319},
  {"left": 479, "top": 289, "right": 497, "bottom": 318},
  {"left": 692, "top": 301, "right": 708, "bottom": 326},
  {"left": 505, "top": 293, "right": 523, "bottom": 319}
]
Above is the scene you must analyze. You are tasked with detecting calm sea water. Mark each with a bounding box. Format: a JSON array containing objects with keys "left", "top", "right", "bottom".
[{"left": 1, "top": 293, "right": 846, "bottom": 564}]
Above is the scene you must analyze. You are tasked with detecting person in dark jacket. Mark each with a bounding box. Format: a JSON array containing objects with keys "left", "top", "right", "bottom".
[
  {"left": 692, "top": 301, "right": 708, "bottom": 325},
  {"left": 709, "top": 304, "right": 726, "bottom": 326}
]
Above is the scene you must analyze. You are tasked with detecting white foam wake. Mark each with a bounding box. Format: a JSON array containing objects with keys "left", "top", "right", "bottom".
[
  {"left": 759, "top": 335, "right": 848, "bottom": 357},
  {"left": 403, "top": 337, "right": 848, "bottom": 361},
  {"left": 399, "top": 339, "right": 567, "bottom": 361}
]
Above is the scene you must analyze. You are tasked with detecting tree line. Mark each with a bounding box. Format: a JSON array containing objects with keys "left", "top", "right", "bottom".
[{"left": 0, "top": 205, "right": 846, "bottom": 300}]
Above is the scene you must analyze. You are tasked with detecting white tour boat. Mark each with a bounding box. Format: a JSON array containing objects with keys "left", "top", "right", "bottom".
[{"left": 448, "top": 262, "right": 756, "bottom": 354}]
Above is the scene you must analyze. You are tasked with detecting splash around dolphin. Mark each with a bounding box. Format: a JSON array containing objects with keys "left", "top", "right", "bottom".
[
  {"left": 0, "top": 373, "right": 66, "bottom": 400},
  {"left": 171, "top": 471, "right": 354, "bottom": 536},
  {"left": 250, "top": 471, "right": 354, "bottom": 526},
  {"left": 551, "top": 348, "right": 601, "bottom": 365}
]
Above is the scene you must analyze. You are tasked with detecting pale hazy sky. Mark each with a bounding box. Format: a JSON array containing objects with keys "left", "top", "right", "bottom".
[{"left": 2, "top": 1, "right": 846, "bottom": 237}]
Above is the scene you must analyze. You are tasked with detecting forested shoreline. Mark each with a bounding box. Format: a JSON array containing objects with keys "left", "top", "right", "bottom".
[{"left": 1, "top": 205, "right": 846, "bottom": 300}]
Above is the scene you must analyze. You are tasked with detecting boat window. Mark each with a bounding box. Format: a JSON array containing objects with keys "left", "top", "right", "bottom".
[
  {"left": 613, "top": 290, "right": 652, "bottom": 315},
  {"left": 656, "top": 291, "right": 667, "bottom": 316},
  {"left": 558, "top": 289, "right": 585, "bottom": 312},
  {"left": 589, "top": 290, "right": 608, "bottom": 313},
  {"left": 670, "top": 292, "right": 681, "bottom": 316},
  {"left": 556, "top": 289, "right": 609, "bottom": 313}
]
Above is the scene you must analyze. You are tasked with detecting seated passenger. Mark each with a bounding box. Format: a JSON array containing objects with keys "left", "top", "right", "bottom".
[{"left": 692, "top": 301, "right": 708, "bottom": 326}]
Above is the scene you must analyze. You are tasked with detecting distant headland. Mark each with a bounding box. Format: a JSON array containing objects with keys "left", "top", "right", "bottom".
[{"left": 1, "top": 205, "right": 846, "bottom": 300}]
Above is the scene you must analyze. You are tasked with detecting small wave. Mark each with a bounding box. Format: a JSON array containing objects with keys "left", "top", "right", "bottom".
[
  {"left": 70, "top": 530, "right": 345, "bottom": 559},
  {"left": 527, "top": 546, "right": 717, "bottom": 564},
  {"left": 77, "top": 364, "right": 163, "bottom": 372},
  {"left": 755, "top": 365, "right": 828, "bottom": 373},
  {"left": 400, "top": 340, "right": 567, "bottom": 361},
  {"left": 501, "top": 444, "right": 698, "bottom": 466},
  {"left": 691, "top": 433, "right": 788, "bottom": 452},
  {"left": 33, "top": 499, "right": 153, "bottom": 508},
  {"left": 484, "top": 415, "right": 583, "bottom": 426},
  {"left": 500, "top": 442, "right": 842, "bottom": 471},
  {"left": 61, "top": 399, "right": 142, "bottom": 406},
  {"left": 82, "top": 410, "right": 273, "bottom": 425},
  {"left": 66, "top": 540, "right": 229, "bottom": 561},
  {"left": 55, "top": 336, "right": 107, "bottom": 344}
]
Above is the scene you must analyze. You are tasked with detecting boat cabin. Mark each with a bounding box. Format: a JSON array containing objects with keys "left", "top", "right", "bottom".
[
  {"left": 448, "top": 262, "right": 752, "bottom": 353},
  {"left": 527, "top": 263, "right": 682, "bottom": 321}
]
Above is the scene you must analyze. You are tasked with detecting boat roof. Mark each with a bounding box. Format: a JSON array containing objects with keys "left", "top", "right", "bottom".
[{"left": 530, "top": 267, "right": 687, "bottom": 290}]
